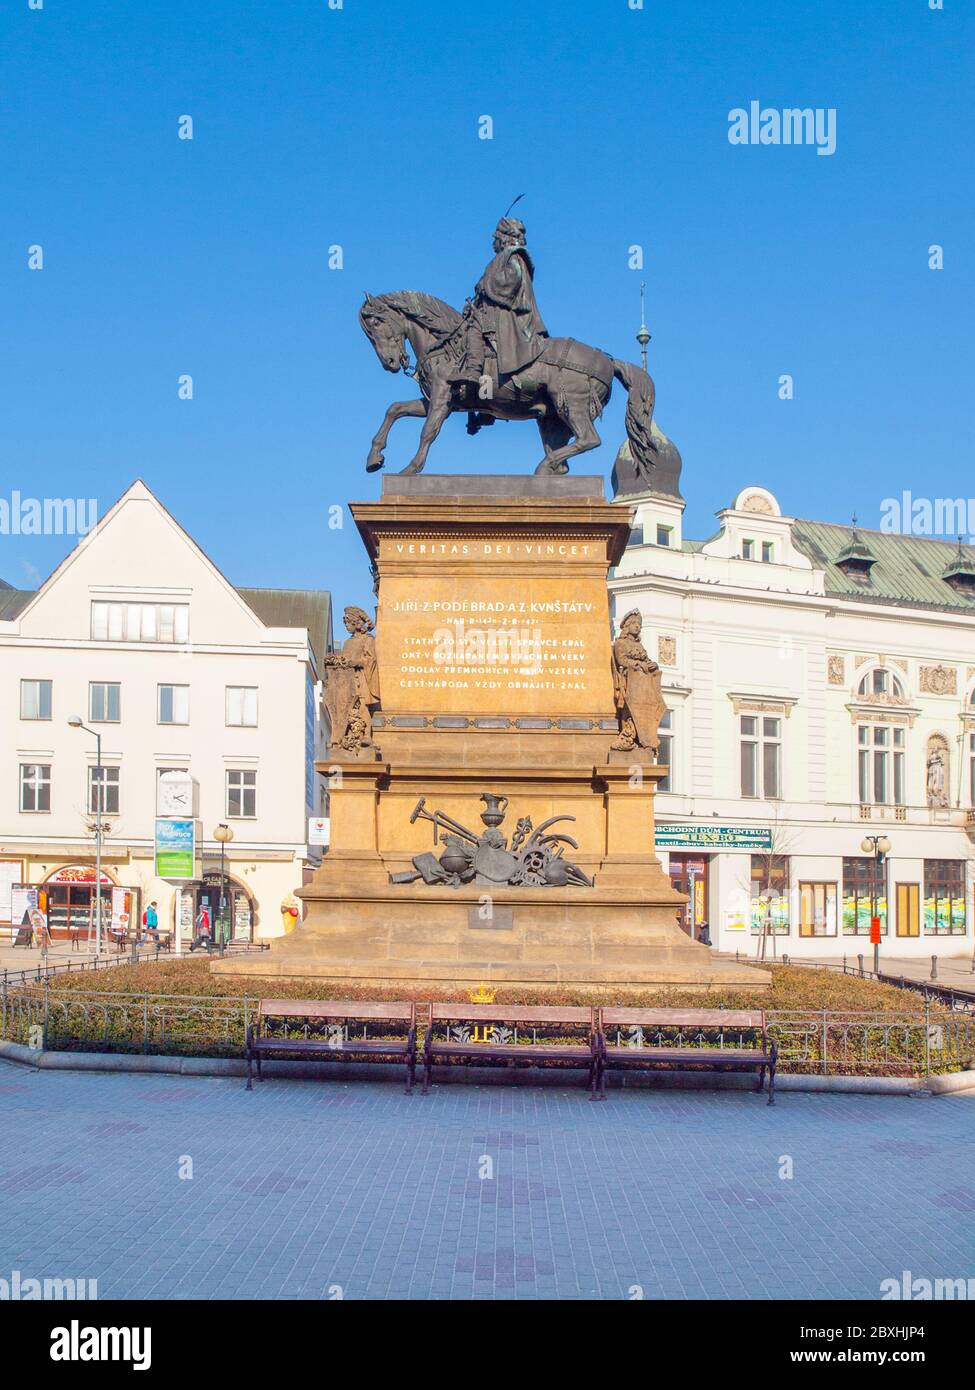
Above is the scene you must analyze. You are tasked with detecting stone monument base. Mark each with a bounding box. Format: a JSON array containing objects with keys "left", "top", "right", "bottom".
[{"left": 212, "top": 870, "right": 769, "bottom": 996}]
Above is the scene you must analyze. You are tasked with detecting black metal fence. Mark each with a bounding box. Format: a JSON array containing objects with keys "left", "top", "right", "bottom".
[{"left": 3, "top": 981, "right": 975, "bottom": 1077}]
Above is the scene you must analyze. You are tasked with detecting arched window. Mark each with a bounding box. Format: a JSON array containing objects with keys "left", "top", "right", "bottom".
[{"left": 857, "top": 668, "right": 904, "bottom": 699}]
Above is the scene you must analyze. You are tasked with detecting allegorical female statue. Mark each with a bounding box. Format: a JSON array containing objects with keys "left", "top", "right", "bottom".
[
  {"left": 611, "top": 609, "right": 666, "bottom": 757},
  {"left": 323, "top": 606, "right": 381, "bottom": 753}
]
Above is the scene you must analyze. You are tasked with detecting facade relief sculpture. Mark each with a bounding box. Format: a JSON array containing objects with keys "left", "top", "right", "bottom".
[
  {"left": 611, "top": 609, "right": 666, "bottom": 757},
  {"left": 919, "top": 664, "right": 957, "bottom": 696},
  {"left": 827, "top": 654, "right": 846, "bottom": 686},
  {"left": 323, "top": 605, "right": 381, "bottom": 757}
]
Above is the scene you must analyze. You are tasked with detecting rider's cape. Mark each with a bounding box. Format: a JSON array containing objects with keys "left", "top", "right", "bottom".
[{"left": 474, "top": 247, "right": 548, "bottom": 377}]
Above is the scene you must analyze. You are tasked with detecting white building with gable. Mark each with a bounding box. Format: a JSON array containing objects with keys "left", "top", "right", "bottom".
[{"left": 0, "top": 481, "right": 332, "bottom": 945}]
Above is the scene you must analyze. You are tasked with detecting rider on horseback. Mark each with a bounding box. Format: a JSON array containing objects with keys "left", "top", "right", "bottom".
[{"left": 450, "top": 217, "right": 549, "bottom": 394}]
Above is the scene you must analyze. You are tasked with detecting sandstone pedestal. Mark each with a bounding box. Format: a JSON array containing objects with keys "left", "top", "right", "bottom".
[{"left": 213, "top": 476, "right": 768, "bottom": 994}]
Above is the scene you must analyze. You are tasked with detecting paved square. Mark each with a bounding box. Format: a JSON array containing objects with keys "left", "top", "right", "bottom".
[{"left": 2, "top": 1063, "right": 973, "bottom": 1300}]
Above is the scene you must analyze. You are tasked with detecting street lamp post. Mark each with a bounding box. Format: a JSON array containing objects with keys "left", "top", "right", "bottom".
[
  {"left": 213, "top": 823, "right": 234, "bottom": 951},
  {"left": 68, "top": 716, "right": 104, "bottom": 956},
  {"left": 860, "top": 834, "right": 891, "bottom": 974}
]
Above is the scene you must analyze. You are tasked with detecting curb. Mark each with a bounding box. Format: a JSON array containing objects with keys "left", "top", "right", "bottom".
[{"left": 3, "top": 1039, "right": 973, "bottom": 1094}]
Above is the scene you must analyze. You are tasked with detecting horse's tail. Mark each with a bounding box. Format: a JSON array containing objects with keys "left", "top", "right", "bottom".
[{"left": 612, "top": 359, "right": 657, "bottom": 482}]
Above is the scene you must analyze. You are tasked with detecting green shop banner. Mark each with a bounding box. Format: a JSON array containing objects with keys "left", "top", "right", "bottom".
[
  {"left": 657, "top": 824, "right": 773, "bottom": 850},
  {"left": 154, "top": 818, "right": 198, "bottom": 879}
]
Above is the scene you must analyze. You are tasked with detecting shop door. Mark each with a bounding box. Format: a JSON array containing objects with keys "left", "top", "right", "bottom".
[
  {"left": 895, "top": 883, "right": 920, "bottom": 938},
  {"left": 668, "top": 854, "right": 710, "bottom": 938}
]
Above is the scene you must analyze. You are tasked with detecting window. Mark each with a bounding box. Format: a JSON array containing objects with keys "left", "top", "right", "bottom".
[
  {"left": 158, "top": 684, "right": 189, "bottom": 725},
  {"left": 761, "top": 541, "right": 774, "bottom": 563},
  {"left": 857, "top": 668, "right": 904, "bottom": 698},
  {"left": 91, "top": 601, "right": 189, "bottom": 644},
  {"left": 857, "top": 724, "right": 905, "bottom": 805},
  {"left": 89, "top": 682, "right": 121, "bottom": 723},
  {"left": 226, "top": 686, "right": 258, "bottom": 727},
  {"left": 657, "top": 709, "right": 674, "bottom": 792},
  {"left": 656, "top": 524, "right": 672, "bottom": 547},
  {"left": 227, "top": 769, "right": 256, "bottom": 818},
  {"left": 741, "top": 539, "right": 755, "bottom": 560},
  {"left": 842, "top": 856, "right": 888, "bottom": 936},
  {"left": 19, "top": 763, "right": 51, "bottom": 813},
  {"left": 740, "top": 715, "right": 781, "bottom": 798},
  {"left": 799, "top": 882, "right": 838, "bottom": 937},
  {"left": 923, "top": 860, "right": 966, "bottom": 936},
  {"left": 88, "top": 765, "right": 120, "bottom": 815},
  {"left": 750, "top": 855, "right": 790, "bottom": 935},
  {"left": 969, "top": 733, "right": 975, "bottom": 807},
  {"left": 20, "top": 679, "right": 52, "bottom": 720}
]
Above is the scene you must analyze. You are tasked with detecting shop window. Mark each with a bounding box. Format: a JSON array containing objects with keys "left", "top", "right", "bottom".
[
  {"left": 842, "top": 855, "right": 888, "bottom": 935},
  {"left": 88, "top": 766, "right": 120, "bottom": 815},
  {"left": 740, "top": 715, "right": 781, "bottom": 798},
  {"left": 750, "top": 855, "right": 790, "bottom": 935},
  {"left": 19, "top": 763, "right": 51, "bottom": 813},
  {"left": 799, "top": 882, "right": 838, "bottom": 937},
  {"left": 89, "top": 682, "right": 121, "bottom": 723},
  {"left": 226, "top": 686, "right": 258, "bottom": 727},
  {"left": 923, "top": 860, "right": 966, "bottom": 936},
  {"left": 20, "top": 679, "right": 52, "bottom": 720},
  {"left": 227, "top": 769, "right": 257, "bottom": 818}
]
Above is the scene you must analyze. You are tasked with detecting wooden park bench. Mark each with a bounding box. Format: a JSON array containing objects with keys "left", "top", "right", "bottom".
[
  {"left": 245, "top": 999, "right": 417, "bottom": 1093},
  {"left": 596, "top": 1008, "right": 777, "bottom": 1104},
  {"left": 421, "top": 1004, "right": 598, "bottom": 1097}
]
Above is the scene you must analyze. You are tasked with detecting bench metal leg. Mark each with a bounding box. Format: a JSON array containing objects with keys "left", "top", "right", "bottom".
[
  {"left": 246, "top": 1049, "right": 253, "bottom": 1091},
  {"left": 406, "top": 1050, "right": 415, "bottom": 1096},
  {"left": 756, "top": 1065, "right": 766, "bottom": 1093},
  {"left": 767, "top": 1061, "right": 776, "bottom": 1105}
]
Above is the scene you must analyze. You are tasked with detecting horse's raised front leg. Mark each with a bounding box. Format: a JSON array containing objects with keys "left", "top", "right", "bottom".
[
  {"left": 366, "top": 398, "right": 427, "bottom": 473},
  {"left": 401, "top": 388, "right": 451, "bottom": 475}
]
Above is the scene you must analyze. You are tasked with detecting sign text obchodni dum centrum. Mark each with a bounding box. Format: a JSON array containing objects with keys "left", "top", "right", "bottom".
[{"left": 657, "top": 825, "right": 773, "bottom": 850}]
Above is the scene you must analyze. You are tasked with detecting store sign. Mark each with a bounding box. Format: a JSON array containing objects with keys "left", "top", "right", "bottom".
[
  {"left": 47, "top": 865, "right": 113, "bottom": 884},
  {"left": 154, "top": 819, "right": 197, "bottom": 880},
  {"left": 658, "top": 824, "right": 773, "bottom": 850},
  {"left": 308, "top": 817, "right": 330, "bottom": 847}
]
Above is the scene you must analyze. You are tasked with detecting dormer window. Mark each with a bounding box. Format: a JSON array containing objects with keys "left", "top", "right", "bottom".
[
  {"left": 942, "top": 539, "right": 975, "bottom": 599},
  {"left": 835, "top": 519, "right": 877, "bottom": 584},
  {"left": 742, "top": 539, "right": 755, "bottom": 560},
  {"left": 761, "top": 541, "right": 774, "bottom": 563},
  {"left": 656, "top": 524, "right": 672, "bottom": 548}
]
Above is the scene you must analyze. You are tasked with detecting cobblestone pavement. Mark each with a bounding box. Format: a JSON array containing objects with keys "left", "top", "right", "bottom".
[{"left": 1, "top": 1064, "right": 972, "bottom": 1300}]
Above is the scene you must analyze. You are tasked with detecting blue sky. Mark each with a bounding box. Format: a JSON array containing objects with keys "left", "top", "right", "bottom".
[{"left": 2, "top": 0, "right": 970, "bottom": 621}]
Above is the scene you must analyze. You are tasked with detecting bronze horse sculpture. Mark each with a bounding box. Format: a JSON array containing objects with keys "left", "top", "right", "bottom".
[{"left": 359, "top": 291, "right": 658, "bottom": 478}]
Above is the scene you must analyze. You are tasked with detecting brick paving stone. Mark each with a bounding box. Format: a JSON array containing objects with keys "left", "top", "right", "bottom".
[{"left": 0, "top": 1063, "right": 972, "bottom": 1299}]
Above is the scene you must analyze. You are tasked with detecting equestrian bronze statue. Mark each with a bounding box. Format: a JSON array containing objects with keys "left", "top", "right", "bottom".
[{"left": 358, "top": 216, "right": 658, "bottom": 479}]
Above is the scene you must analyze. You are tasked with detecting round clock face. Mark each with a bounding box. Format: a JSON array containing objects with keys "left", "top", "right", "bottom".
[{"left": 159, "top": 776, "right": 191, "bottom": 815}]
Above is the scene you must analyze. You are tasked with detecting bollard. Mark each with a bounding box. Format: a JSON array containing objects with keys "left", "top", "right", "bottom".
[
  {"left": 857, "top": 953, "right": 864, "bottom": 978},
  {"left": 930, "top": 955, "right": 938, "bottom": 981}
]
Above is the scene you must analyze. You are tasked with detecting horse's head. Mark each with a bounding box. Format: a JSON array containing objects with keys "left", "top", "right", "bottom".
[{"left": 359, "top": 293, "right": 408, "bottom": 374}]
